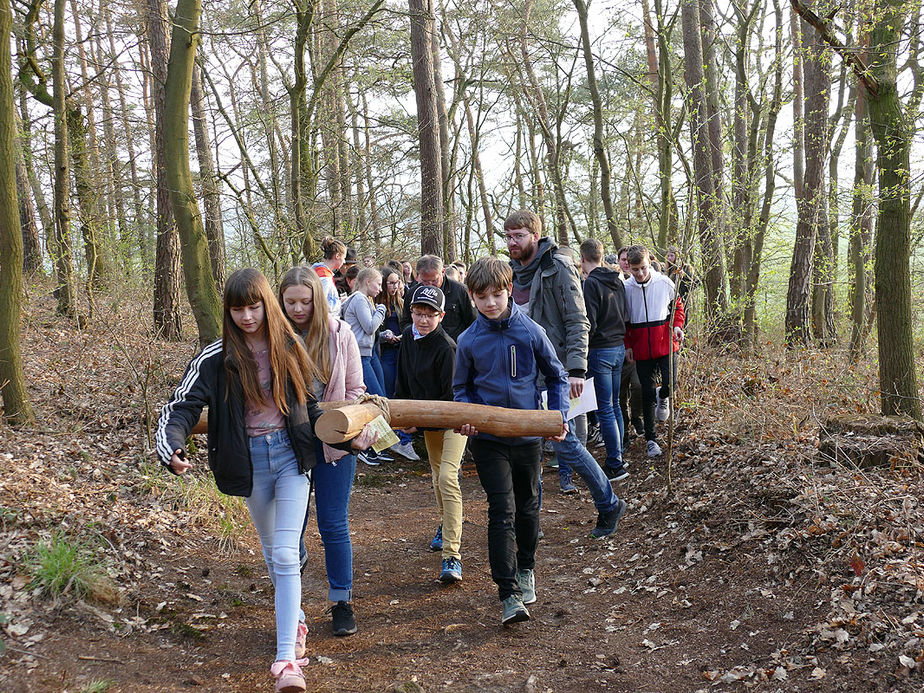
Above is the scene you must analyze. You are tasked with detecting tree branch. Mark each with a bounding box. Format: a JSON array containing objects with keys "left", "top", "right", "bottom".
[{"left": 789, "top": 0, "right": 879, "bottom": 96}]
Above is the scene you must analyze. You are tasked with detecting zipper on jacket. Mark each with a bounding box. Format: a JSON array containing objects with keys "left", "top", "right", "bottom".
[{"left": 510, "top": 345, "right": 517, "bottom": 378}]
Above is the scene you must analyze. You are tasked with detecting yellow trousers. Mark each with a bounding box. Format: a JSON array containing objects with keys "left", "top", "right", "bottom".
[{"left": 423, "top": 429, "right": 466, "bottom": 559}]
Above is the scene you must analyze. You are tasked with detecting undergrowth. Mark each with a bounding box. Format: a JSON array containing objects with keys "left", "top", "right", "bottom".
[{"left": 24, "top": 532, "right": 119, "bottom": 605}]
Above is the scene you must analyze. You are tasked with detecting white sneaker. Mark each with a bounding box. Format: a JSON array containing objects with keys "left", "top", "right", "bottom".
[
  {"left": 391, "top": 441, "right": 420, "bottom": 461},
  {"left": 656, "top": 396, "right": 670, "bottom": 422},
  {"left": 646, "top": 440, "right": 662, "bottom": 458}
]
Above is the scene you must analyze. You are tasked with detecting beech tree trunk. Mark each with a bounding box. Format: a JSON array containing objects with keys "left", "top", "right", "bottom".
[
  {"left": 190, "top": 64, "right": 226, "bottom": 289},
  {"left": 16, "top": 155, "right": 41, "bottom": 273},
  {"left": 163, "top": 0, "right": 223, "bottom": 345},
  {"left": 0, "top": 0, "right": 34, "bottom": 425},
  {"left": 51, "top": 0, "right": 74, "bottom": 317}
]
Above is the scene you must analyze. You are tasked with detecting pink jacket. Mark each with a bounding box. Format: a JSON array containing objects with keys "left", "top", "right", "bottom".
[{"left": 321, "top": 316, "right": 365, "bottom": 463}]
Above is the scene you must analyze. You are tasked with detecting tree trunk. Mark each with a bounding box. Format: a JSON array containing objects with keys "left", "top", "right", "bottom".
[
  {"left": 0, "top": 0, "right": 34, "bottom": 425},
  {"left": 16, "top": 155, "right": 41, "bottom": 273},
  {"left": 51, "top": 0, "right": 74, "bottom": 317},
  {"left": 786, "top": 19, "right": 829, "bottom": 346},
  {"left": 680, "top": 0, "right": 727, "bottom": 324},
  {"left": 163, "top": 0, "right": 223, "bottom": 345},
  {"left": 147, "top": 0, "right": 182, "bottom": 340},
  {"left": 848, "top": 38, "right": 874, "bottom": 360},
  {"left": 574, "top": 0, "right": 620, "bottom": 250},
  {"left": 866, "top": 0, "right": 920, "bottom": 418},
  {"left": 408, "top": 0, "right": 443, "bottom": 256},
  {"left": 191, "top": 63, "right": 226, "bottom": 289},
  {"left": 650, "top": 0, "right": 679, "bottom": 249},
  {"left": 430, "top": 11, "right": 454, "bottom": 260}
]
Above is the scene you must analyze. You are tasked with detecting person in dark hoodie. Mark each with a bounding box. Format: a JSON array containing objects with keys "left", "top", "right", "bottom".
[{"left": 580, "top": 238, "right": 629, "bottom": 481}]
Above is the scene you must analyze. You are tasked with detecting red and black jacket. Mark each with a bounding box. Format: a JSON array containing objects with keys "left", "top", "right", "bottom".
[{"left": 624, "top": 270, "right": 685, "bottom": 361}]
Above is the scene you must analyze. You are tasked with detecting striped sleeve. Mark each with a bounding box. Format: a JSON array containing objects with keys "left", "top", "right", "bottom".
[{"left": 154, "top": 340, "right": 222, "bottom": 468}]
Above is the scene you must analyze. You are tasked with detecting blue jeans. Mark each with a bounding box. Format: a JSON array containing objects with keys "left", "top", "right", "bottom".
[
  {"left": 380, "top": 345, "right": 399, "bottom": 397},
  {"left": 588, "top": 345, "right": 626, "bottom": 468},
  {"left": 246, "top": 431, "right": 309, "bottom": 662},
  {"left": 361, "top": 353, "right": 386, "bottom": 396},
  {"left": 552, "top": 427, "right": 620, "bottom": 513},
  {"left": 300, "top": 439, "right": 355, "bottom": 602}
]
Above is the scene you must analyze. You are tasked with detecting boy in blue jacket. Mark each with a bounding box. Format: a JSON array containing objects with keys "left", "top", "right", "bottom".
[{"left": 454, "top": 258, "right": 628, "bottom": 625}]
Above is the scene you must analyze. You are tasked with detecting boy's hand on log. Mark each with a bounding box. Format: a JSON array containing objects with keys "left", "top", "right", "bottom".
[
  {"left": 351, "top": 423, "right": 379, "bottom": 450},
  {"left": 170, "top": 451, "right": 193, "bottom": 474},
  {"left": 569, "top": 377, "right": 584, "bottom": 399},
  {"left": 547, "top": 421, "right": 568, "bottom": 442},
  {"left": 625, "top": 348, "right": 634, "bottom": 364},
  {"left": 456, "top": 424, "right": 478, "bottom": 437},
  {"left": 399, "top": 427, "right": 418, "bottom": 434}
]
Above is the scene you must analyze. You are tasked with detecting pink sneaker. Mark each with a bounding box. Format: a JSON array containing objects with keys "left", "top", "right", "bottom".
[
  {"left": 294, "top": 620, "right": 308, "bottom": 659},
  {"left": 271, "top": 660, "right": 306, "bottom": 693}
]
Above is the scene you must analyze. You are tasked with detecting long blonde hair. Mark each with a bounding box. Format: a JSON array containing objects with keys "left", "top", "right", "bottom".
[
  {"left": 222, "top": 268, "right": 316, "bottom": 412},
  {"left": 278, "top": 266, "right": 332, "bottom": 383}
]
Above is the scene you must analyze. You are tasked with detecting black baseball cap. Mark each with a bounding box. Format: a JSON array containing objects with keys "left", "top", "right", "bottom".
[{"left": 410, "top": 285, "right": 445, "bottom": 313}]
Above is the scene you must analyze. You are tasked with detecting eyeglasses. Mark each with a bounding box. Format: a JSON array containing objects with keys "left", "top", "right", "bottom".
[
  {"left": 411, "top": 310, "right": 439, "bottom": 320},
  {"left": 505, "top": 232, "right": 531, "bottom": 242}
]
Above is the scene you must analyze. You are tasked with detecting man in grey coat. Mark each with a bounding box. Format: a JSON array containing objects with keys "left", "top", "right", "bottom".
[{"left": 506, "top": 210, "right": 627, "bottom": 538}]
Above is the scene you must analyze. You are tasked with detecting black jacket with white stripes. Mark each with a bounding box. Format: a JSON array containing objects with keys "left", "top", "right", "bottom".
[{"left": 155, "top": 339, "right": 329, "bottom": 497}]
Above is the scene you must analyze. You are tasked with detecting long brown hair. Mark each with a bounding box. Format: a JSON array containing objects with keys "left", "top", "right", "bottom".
[
  {"left": 278, "top": 266, "right": 332, "bottom": 383},
  {"left": 376, "top": 266, "right": 404, "bottom": 315},
  {"left": 223, "top": 268, "right": 316, "bottom": 412}
]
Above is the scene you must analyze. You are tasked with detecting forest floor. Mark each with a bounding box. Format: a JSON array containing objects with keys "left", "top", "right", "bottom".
[{"left": 1, "top": 285, "right": 924, "bottom": 692}]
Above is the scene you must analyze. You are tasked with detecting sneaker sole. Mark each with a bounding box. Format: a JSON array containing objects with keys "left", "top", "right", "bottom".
[
  {"left": 560, "top": 486, "right": 578, "bottom": 495},
  {"left": 502, "top": 609, "right": 530, "bottom": 625},
  {"left": 429, "top": 544, "right": 442, "bottom": 552},
  {"left": 522, "top": 593, "right": 537, "bottom": 605},
  {"left": 333, "top": 626, "right": 357, "bottom": 637},
  {"left": 606, "top": 468, "right": 630, "bottom": 482},
  {"left": 439, "top": 572, "right": 462, "bottom": 584}
]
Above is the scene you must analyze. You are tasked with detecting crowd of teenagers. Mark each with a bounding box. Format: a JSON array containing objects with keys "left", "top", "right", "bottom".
[{"left": 155, "top": 211, "right": 690, "bottom": 693}]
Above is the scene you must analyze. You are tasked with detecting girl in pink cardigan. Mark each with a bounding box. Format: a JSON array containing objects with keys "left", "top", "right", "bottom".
[{"left": 279, "top": 266, "right": 365, "bottom": 638}]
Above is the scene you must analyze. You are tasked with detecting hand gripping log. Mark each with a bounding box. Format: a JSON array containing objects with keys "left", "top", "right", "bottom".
[{"left": 190, "top": 400, "right": 563, "bottom": 441}]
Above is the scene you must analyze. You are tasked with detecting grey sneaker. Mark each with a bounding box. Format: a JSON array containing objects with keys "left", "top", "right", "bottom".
[
  {"left": 646, "top": 440, "right": 662, "bottom": 458},
  {"left": 517, "top": 569, "right": 536, "bottom": 604},
  {"left": 656, "top": 396, "right": 670, "bottom": 422},
  {"left": 501, "top": 595, "right": 530, "bottom": 625},
  {"left": 391, "top": 440, "right": 420, "bottom": 461},
  {"left": 590, "top": 498, "right": 628, "bottom": 538},
  {"left": 559, "top": 473, "right": 577, "bottom": 494}
]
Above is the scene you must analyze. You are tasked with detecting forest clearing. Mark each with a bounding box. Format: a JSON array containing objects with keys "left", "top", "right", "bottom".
[{"left": 1, "top": 287, "right": 922, "bottom": 692}]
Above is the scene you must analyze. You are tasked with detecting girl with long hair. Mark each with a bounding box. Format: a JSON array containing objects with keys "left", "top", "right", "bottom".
[
  {"left": 376, "top": 266, "right": 404, "bottom": 397},
  {"left": 156, "top": 268, "right": 375, "bottom": 693},
  {"left": 279, "top": 266, "right": 364, "bottom": 636}
]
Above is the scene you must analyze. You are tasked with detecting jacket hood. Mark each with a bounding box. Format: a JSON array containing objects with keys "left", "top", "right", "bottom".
[{"left": 588, "top": 265, "right": 623, "bottom": 290}]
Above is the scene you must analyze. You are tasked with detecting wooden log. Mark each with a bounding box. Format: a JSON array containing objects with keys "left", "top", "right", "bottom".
[
  {"left": 190, "top": 400, "right": 564, "bottom": 442},
  {"left": 313, "top": 400, "right": 564, "bottom": 444}
]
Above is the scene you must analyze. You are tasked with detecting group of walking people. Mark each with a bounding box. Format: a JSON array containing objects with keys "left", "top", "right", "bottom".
[{"left": 154, "top": 212, "right": 688, "bottom": 692}]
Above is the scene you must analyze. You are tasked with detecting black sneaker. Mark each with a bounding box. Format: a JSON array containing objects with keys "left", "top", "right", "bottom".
[
  {"left": 590, "top": 498, "right": 628, "bottom": 538},
  {"left": 604, "top": 464, "right": 630, "bottom": 482},
  {"left": 331, "top": 601, "right": 357, "bottom": 636}
]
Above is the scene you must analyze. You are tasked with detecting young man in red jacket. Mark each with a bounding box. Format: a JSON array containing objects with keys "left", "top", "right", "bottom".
[{"left": 623, "top": 245, "right": 685, "bottom": 458}]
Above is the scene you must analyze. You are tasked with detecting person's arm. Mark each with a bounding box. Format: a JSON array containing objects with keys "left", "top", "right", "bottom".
[
  {"left": 393, "top": 331, "right": 412, "bottom": 399},
  {"left": 355, "top": 295, "right": 386, "bottom": 335},
  {"left": 340, "top": 328, "right": 366, "bottom": 400},
  {"left": 554, "top": 260, "right": 590, "bottom": 393},
  {"left": 437, "top": 342, "right": 457, "bottom": 401},
  {"left": 452, "top": 337, "right": 475, "bottom": 404},
  {"left": 156, "top": 347, "right": 217, "bottom": 474},
  {"left": 583, "top": 277, "right": 600, "bottom": 344}
]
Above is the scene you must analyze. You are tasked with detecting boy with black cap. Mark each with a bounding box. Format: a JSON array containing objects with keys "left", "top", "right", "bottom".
[{"left": 394, "top": 284, "right": 467, "bottom": 584}]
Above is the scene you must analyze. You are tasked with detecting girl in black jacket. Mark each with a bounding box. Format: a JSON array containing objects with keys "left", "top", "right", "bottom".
[{"left": 156, "top": 268, "right": 374, "bottom": 693}]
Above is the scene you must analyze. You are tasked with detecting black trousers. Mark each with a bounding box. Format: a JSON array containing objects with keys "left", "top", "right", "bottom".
[
  {"left": 470, "top": 438, "right": 541, "bottom": 600},
  {"left": 620, "top": 358, "right": 644, "bottom": 436},
  {"left": 635, "top": 353, "right": 679, "bottom": 442}
]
